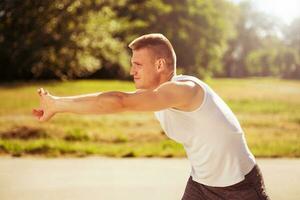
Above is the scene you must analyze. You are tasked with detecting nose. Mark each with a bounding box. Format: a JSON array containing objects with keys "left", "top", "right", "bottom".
[{"left": 130, "top": 65, "right": 136, "bottom": 76}]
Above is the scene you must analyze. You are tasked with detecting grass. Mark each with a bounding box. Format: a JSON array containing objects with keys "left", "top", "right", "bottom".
[{"left": 0, "top": 78, "right": 299, "bottom": 158}]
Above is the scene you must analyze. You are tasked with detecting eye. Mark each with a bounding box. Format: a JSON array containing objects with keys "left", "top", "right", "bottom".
[{"left": 134, "top": 63, "right": 142, "bottom": 68}]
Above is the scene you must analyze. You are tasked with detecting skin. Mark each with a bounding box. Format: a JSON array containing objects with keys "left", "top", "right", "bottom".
[{"left": 32, "top": 47, "right": 204, "bottom": 122}]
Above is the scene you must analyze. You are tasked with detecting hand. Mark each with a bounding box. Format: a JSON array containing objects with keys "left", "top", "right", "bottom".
[{"left": 32, "top": 88, "right": 57, "bottom": 122}]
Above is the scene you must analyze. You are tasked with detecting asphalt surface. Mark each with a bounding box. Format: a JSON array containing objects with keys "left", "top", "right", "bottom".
[{"left": 0, "top": 157, "right": 299, "bottom": 200}]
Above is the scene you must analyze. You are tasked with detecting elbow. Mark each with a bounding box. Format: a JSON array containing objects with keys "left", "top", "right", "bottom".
[{"left": 114, "top": 92, "right": 128, "bottom": 112}]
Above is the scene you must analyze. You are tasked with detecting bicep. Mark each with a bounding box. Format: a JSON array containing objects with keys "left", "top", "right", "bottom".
[{"left": 121, "top": 82, "right": 200, "bottom": 112}]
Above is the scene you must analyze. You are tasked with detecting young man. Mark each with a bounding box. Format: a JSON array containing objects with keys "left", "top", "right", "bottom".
[{"left": 33, "top": 33, "right": 270, "bottom": 200}]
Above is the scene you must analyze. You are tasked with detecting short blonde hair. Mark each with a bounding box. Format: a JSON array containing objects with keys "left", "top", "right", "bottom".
[{"left": 128, "top": 33, "right": 176, "bottom": 70}]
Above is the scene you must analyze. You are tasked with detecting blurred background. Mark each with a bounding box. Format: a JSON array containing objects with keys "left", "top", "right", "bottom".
[
  {"left": 1, "top": 0, "right": 300, "bottom": 81},
  {"left": 0, "top": 0, "right": 299, "bottom": 158}
]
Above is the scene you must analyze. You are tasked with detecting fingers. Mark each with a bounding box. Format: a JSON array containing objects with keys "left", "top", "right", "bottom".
[
  {"left": 32, "top": 109, "right": 44, "bottom": 120},
  {"left": 32, "top": 109, "right": 44, "bottom": 116},
  {"left": 37, "top": 88, "right": 48, "bottom": 96},
  {"left": 39, "top": 111, "right": 53, "bottom": 122},
  {"left": 32, "top": 109, "right": 47, "bottom": 122},
  {"left": 35, "top": 88, "right": 51, "bottom": 122}
]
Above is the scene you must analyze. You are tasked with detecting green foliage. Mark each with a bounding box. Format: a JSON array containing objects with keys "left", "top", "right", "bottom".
[
  {"left": 64, "top": 128, "right": 90, "bottom": 141},
  {"left": 222, "top": 1, "right": 300, "bottom": 79},
  {"left": 0, "top": 0, "right": 236, "bottom": 80},
  {"left": 115, "top": 0, "right": 237, "bottom": 78},
  {"left": 280, "top": 17, "right": 300, "bottom": 79},
  {"left": 284, "top": 17, "right": 300, "bottom": 52},
  {"left": 1, "top": 0, "right": 299, "bottom": 80},
  {"left": 246, "top": 48, "right": 278, "bottom": 76},
  {"left": 222, "top": 1, "right": 277, "bottom": 77},
  {"left": 246, "top": 45, "right": 300, "bottom": 78},
  {"left": 0, "top": 0, "right": 129, "bottom": 80},
  {"left": 276, "top": 47, "right": 300, "bottom": 79}
]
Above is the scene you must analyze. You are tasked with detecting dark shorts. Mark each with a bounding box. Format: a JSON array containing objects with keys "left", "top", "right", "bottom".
[{"left": 182, "top": 164, "right": 271, "bottom": 200}]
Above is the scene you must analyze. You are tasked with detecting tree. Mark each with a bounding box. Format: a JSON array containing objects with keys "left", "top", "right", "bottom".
[
  {"left": 284, "top": 17, "right": 300, "bottom": 54},
  {"left": 222, "top": 0, "right": 279, "bottom": 77},
  {"left": 279, "top": 17, "right": 300, "bottom": 79},
  {"left": 276, "top": 47, "right": 300, "bottom": 79},
  {"left": 114, "top": 0, "right": 237, "bottom": 78},
  {"left": 246, "top": 48, "right": 277, "bottom": 77},
  {"left": 0, "top": 0, "right": 240, "bottom": 80},
  {"left": 0, "top": 0, "right": 129, "bottom": 81}
]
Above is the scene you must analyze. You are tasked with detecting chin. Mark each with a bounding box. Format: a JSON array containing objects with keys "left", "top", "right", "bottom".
[
  {"left": 135, "top": 84, "right": 147, "bottom": 90},
  {"left": 134, "top": 82, "right": 142, "bottom": 89}
]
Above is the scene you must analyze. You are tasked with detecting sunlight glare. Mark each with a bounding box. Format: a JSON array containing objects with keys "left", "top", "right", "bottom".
[{"left": 257, "top": 0, "right": 300, "bottom": 24}]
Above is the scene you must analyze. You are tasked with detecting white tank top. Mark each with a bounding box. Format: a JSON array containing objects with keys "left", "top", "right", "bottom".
[{"left": 154, "top": 75, "right": 256, "bottom": 187}]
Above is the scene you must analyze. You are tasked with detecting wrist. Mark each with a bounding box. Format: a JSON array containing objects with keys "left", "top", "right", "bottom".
[{"left": 53, "top": 96, "right": 64, "bottom": 113}]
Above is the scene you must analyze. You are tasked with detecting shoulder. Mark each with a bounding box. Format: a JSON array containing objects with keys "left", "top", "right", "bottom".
[
  {"left": 169, "top": 75, "right": 204, "bottom": 94},
  {"left": 155, "top": 79, "right": 204, "bottom": 111},
  {"left": 156, "top": 79, "right": 201, "bottom": 96}
]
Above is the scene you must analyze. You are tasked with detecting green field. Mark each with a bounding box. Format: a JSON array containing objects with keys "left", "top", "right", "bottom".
[{"left": 0, "top": 78, "right": 299, "bottom": 158}]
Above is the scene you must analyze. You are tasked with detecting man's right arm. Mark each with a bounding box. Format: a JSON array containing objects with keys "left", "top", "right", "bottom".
[{"left": 33, "top": 81, "right": 203, "bottom": 122}]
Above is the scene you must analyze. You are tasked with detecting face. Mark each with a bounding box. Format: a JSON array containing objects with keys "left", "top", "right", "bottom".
[{"left": 130, "top": 48, "right": 160, "bottom": 89}]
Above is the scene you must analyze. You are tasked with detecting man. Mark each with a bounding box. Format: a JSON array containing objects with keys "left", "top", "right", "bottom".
[{"left": 32, "top": 33, "right": 270, "bottom": 200}]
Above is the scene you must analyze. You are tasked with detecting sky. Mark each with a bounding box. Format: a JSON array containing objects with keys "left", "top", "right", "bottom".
[{"left": 230, "top": 0, "right": 300, "bottom": 24}]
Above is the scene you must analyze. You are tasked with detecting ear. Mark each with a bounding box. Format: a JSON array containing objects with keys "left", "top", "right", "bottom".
[{"left": 155, "top": 58, "right": 166, "bottom": 72}]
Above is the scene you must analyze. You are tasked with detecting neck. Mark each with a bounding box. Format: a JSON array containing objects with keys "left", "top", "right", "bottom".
[
  {"left": 148, "top": 71, "right": 176, "bottom": 90},
  {"left": 159, "top": 71, "right": 176, "bottom": 85}
]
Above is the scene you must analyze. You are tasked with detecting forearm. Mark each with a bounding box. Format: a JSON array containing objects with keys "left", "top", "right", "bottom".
[{"left": 54, "top": 91, "right": 126, "bottom": 114}]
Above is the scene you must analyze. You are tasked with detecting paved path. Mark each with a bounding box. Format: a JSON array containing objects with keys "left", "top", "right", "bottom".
[{"left": 0, "top": 157, "right": 299, "bottom": 200}]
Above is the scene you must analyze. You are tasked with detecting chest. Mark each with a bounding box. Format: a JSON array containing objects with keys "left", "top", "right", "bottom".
[{"left": 155, "top": 110, "right": 200, "bottom": 144}]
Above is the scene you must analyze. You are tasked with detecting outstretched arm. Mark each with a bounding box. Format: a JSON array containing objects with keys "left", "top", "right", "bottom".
[{"left": 32, "top": 81, "right": 203, "bottom": 122}]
